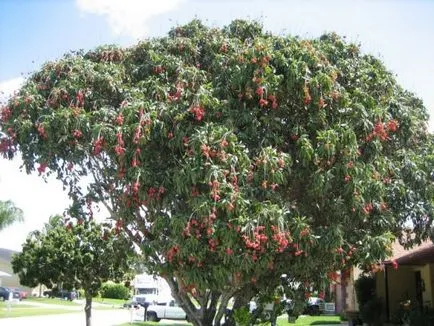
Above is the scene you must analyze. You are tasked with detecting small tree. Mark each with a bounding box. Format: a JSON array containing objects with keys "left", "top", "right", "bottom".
[
  {"left": 0, "top": 200, "right": 23, "bottom": 230},
  {"left": 12, "top": 216, "right": 134, "bottom": 326}
]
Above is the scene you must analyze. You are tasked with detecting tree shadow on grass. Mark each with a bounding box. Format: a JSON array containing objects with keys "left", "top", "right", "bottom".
[{"left": 311, "top": 321, "right": 341, "bottom": 325}]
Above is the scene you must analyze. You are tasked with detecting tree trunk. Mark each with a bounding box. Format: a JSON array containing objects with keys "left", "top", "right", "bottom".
[
  {"left": 214, "top": 292, "right": 233, "bottom": 326},
  {"left": 84, "top": 293, "right": 92, "bottom": 326},
  {"left": 163, "top": 275, "right": 234, "bottom": 326}
]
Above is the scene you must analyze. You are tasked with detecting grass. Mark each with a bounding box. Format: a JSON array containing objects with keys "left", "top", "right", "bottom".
[
  {"left": 26, "top": 296, "right": 121, "bottom": 310},
  {"left": 116, "top": 315, "right": 342, "bottom": 326},
  {"left": 117, "top": 323, "right": 190, "bottom": 326},
  {"left": 278, "top": 315, "right": 342, "bottom": 325},
  {"left": 0, "top": 301, "right": 74, "bottom": 319},
  {"left": 26, "top": 296, "right": 81, "bottom": 306},
  {"left": 93, "top": 297, "right": 128, "bottom": 306}
]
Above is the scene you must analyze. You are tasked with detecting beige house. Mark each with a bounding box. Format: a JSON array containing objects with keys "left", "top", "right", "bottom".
[
  {"left": 333, "top": 241, "right": 434, "bottom": 321},
  {"left": 376, "top": 241, "right": 434, "bottom": 319}
]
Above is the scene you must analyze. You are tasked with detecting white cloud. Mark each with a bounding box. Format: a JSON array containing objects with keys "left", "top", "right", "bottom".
[
  {"left": 76, "top": 0, "right": 185, "bottom": 38},
  {"left": 0, "top": 77, "right": 24, "bottom": 105}
]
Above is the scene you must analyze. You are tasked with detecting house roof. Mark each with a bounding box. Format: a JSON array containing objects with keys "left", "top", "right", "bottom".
[{"left": 386, "top": 241, "right": 434, "bottom": 265}]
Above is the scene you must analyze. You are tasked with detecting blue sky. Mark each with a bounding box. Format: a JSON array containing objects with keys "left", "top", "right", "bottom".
[{"left": 0, "top": 0, "right": 433, "bottom": 251}]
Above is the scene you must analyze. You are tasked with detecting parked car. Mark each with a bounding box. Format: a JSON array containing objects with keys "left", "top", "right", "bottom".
[
  {"left": 284, "top": 297, "right": 325, "bottom": 316},
  {"left": 43, "top": 290, "right": 53, "bottom": 297},
  {"left": 0, "top": 287, "right": 21, "bottom": 301},
  {"left": 145, "top": 298, "right": 187, "bottom": 322},
  {"left": 0, "top": 287, "right": 9, "bottom": 301},
  {"left": 43, "top": 288, "right": 77, "bottom": 301},
  {"left": 11, "top": 288, "right": 28, "bottom": 300},
  {"left": 57, "top": 290, "right": 77, "bottom": 301},
  {"left": 304, "top": 297, "right": 325, "bottom": 315}
]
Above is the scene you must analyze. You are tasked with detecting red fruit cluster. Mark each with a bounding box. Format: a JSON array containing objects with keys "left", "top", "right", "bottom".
[
  {"left": 293, "top": 243, "right": 304, "bottom": 256},
  {"left": 271, "top": 225, "right": 291, "bottom": 252},
  {"left": 362, "top": 202, "right": 373, "bottom": 215},
  {"left": 37, "top": 162, "right": 48, "bottom": 174},
  {"left": 327, "top": 271, "right": 339, "bottom": 282},
  {"left": 243, "top": 225, "right": 268, "bottom": 252},
  {"left": 208, "top": 238, "right": 219, "bottom": 251},
  {"left": 131, "top": 148, "right": 141, "bottom": 167},
  {"left": 387, "top": 119, "right": 399, "bottom": 132},
  {"left": 132, "top": 182, "right": 140, "bottom": 194},
  {"left": 250, "top": 55, "right": 270, "bottom": 67},
  {"left": 37, "top": 124, "right": 48, "bottom": 139},
  {"left": 168, "top": 86, "right": 183, "bottom": 102},
  {"left": 75, "top": 90, "right": 84, "bottom": 107},
  {"left": 166, "top": 245, "right": 179, "bottom": 262},
  {"left": 190, "top": 105, "right": 205, "bottom": 121},
  {"left": 93, "top": 137, "right": 104, "bottom": 155},
  {"left": 267, "top": 95, "right": 278, "bottom": 109},
  {"left": 114, "top": 145, "right": 125, "bottom": 156},
  {"left": 0, "top": 106, "right": 11, "bottom": 122},
  {"left": 0, "top": 138, "right": 14, "bottom": 157},
  {"left": 366, "top": 119, "right": 399, "bottom": 142},
  {"left": 183, "top": 219, "right": 200, "bottom": 238},
  {"left": 300, "top": 227, "right": 310, "bottom": 237},
  {"left": 133, "top": 126, "right": 142, "bottom": 144},
  {"left": 209, "top": 179, "right": 221, "bottom": 202},
  {"left": 115, "top": 132, "right": 125, "bottom": 156},
  {"left": 72, "top": 129, "right": 82, "bottom": 139},
  {"left": 115, "top": 219, "right": 123, "bottom": 231},
  {"left": 147, "top": 186, "right": 165, "bottom": 201},
  {"left": 255, "top": 87, "right": 264, "bottom": 97},
  {"left": 115, "top": 114, "right": 124, "bottom": 125},
  {"left": 98, "top": 49, "right": 124, "bottom": 63}
]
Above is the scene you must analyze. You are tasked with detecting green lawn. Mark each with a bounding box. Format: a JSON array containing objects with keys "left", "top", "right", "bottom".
[
  {"left": 116, "top": 315, "right": 342, "bottom": 326},
  {"left": 26, "top": 296, "right": 81, "bottom": 306},
  {"left": 278, "top": 315, "right": 342, "bottom": 325},
  {"left": 27, "top": 296, "right": 124, "bottom": 307},
  {"left": 93, "top": 297, "right": 128, "bottom": 306},
  {"left": 0, "top": 302, "right": 74, "bottom": 319},
  {"left": 117, "top": 323, "right": 190, "bottom": 326}
]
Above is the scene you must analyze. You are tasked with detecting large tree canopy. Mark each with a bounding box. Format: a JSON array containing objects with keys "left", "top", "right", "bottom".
[
  {"left": 12, "top": 216, "right": 134, "bottom": 326},
  {"left": 1, "top": 20, "right": 433, "bottom": 325}
]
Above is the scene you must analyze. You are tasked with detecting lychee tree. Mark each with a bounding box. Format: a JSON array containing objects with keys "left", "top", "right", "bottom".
[{"left": 1, "top": 20, "right": 433, "bottom": 326}]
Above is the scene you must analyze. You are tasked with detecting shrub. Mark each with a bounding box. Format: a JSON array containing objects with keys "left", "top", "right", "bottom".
[
  {"left": 354, "top": 274, "right": 383, "bottom": 326},
  {"left": 100, "top": 282, "right": 130, "bottom": 300},
  {"left": 354, "top": 274, "right": 375, "bottom": 308},
  {"left": 339, "top": 311, "right": 348, "bottom": 321}
]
